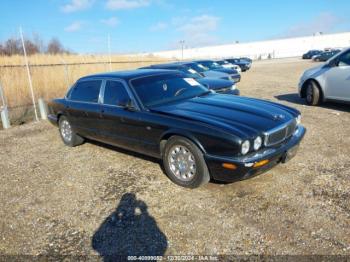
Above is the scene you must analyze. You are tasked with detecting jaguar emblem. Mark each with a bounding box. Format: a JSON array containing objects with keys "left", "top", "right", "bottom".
[{"left": 273, "top": 114, "right": 285, "bottom": 121}]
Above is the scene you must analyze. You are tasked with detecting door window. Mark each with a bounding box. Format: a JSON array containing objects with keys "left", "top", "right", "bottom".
[
  {"left": 104, "top": 81, "right": 131, "bottom": 106},
  {"left": 70, "top": 80, "right": 102, "bottom": 103},
  {"left": 338, "top": 51, "right": 350, "bottom": 66}
]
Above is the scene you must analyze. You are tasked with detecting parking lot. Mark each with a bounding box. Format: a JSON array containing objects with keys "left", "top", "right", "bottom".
[{"left": 0, "top": 58, "right": 349, "bottom": 256}]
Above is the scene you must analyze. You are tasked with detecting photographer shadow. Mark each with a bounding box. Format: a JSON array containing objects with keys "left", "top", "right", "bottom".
[{"left": 92, "top": 193, "right": 167, "bottom": 260}]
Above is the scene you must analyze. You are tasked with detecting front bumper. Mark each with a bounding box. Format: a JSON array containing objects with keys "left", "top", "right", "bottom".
[
  {"left": 48, "top": 114, "right": 58, "bottom": 126},
  {"left": 232, "top": 75, "right": 241, "bottom": 83},
  {"left": 205, "top": 125, "right": 306, "bottom": 182},
  {"left": 217, "top": 88, "right": 240, "bottom": 96},
  {"left": 298, "top": 78, "right": 306, "bottom": 97}
]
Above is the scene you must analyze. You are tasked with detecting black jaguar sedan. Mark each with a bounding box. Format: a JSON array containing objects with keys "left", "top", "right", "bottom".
[{"left": 48, "top": 70, "right": 306, "bottom": 188}]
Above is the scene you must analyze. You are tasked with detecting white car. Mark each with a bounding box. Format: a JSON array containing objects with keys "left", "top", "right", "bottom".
[
  {"left": 298, "top": 47, "right": 350, "bottom": 105},
  {"left": 216, "top": 60, "right": 242, "bottom": 73}
]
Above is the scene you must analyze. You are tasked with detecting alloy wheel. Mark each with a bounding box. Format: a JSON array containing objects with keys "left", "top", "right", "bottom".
[{"left": 168, "top": 145, "right": 196, "bottom": 181}]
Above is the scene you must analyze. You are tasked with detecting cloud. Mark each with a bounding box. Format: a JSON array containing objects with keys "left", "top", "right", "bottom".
[
  {"left": 105, "top": 0, "right": 150, "bottom": 10},
  {"left": 61, "top": 0, "right": 94, "bottom": 13},
  {"left": 174, "top": 15, "right": 221, "bottom": 47},
  {"left": 280, "top": 12, "right": 343, "bottom": 38},
  {"left": 64, "top": 21, "right": 83, "bottom": 32},
  {"left": 101, "top": 17, "right": 120, "bottom": 27},
  {"left": 149, "top": 22, "right": 168, "bottom": 32}
]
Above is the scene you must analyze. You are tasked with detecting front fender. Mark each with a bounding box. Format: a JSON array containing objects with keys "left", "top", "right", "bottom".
[
  {"left": 159, "top": 129, "right": 207, "bottom": 154},
  {"left": 159, "top": 128, "right": 242, "bottom": 158}
]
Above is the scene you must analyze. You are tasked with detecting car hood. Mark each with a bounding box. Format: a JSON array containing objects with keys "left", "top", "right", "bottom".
[
  {"left": 202, "top": 70, "right": 230, "bottom": 79},
  {"left": 150, "top": 94, "right": 299, "bottom": 139},
  {"left": 301, "top": 64, "right": 326, "bottom": 81},
  {"left": 197, "top": 77, "right": 233, "bottom": 90},
  {"left": 212, "top": 68, "right": 237, "bottom": 75}
]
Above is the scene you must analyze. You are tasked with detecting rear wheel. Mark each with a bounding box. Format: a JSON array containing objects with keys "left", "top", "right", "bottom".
[
  {"left": 162, "top": 136, "right": 210, "bottom": 188},
  {"left": 59, "top": 116, "right": 84, "bottom": 147},
  {"left": 305, "top": 81, "right": 321, "bottom": 106}
]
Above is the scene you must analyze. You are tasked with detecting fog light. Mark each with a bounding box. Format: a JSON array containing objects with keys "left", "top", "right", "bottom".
[
  {"left": 253, "top": 159, "right": 270, "bottom": 168},
  {"left": 222, "top": 163, "right": 237, "bottom": 170}
]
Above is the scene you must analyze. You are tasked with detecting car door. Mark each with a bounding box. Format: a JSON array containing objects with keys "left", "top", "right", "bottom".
[
  {"left": 66, "top": 79, "right": 102, "bottom": 138},
  {"left": 324, "top": 50, "right": 350, "bottom": 101},
  {"left": 99, "top": 79, "right": 154, "bottom": 153}
]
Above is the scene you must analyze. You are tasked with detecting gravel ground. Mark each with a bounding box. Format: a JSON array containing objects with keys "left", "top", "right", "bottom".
[{"left": 0, "top": 58, "right": 349, "bottom": 258}]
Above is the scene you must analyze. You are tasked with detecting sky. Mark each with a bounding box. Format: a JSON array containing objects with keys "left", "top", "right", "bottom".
[{"left": 0, "top": 0, "right": 349, "bottom": 54}]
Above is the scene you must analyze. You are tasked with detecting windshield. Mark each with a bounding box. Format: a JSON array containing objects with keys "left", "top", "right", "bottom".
[
  {"left": 198, "top": 61, "right": 222, "bottom": 70},
  {"left": 131, "top": 73, "right": 209, "bottom": 107},
  {"left": 180, "top": 66, "right": 203, "bottom": 79},
  {"left": 185, "top": 63, "right": 207, "bottom": 73}
]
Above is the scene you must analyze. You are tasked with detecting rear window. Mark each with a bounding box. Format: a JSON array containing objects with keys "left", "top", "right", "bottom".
[{"left": 69, "top": 80, "right": 102, "bottom": 103}]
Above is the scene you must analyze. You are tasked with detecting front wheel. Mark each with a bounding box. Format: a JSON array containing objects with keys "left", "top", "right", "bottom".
[
  {"left": 162, "top": 136, "right": 210, "bottom": 188},
  {"left": 305, "top": 81, "right": 321, "bottom": 106},
  {"left": 59, "top": 116, "right": 84, "bottom": 147}
]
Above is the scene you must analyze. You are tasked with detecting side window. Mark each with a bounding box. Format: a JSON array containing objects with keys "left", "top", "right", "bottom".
[
  {"left": 104, "top": 81, "right": 131, "bottom": 106},
  {"left": 70, "top": 80, "right": 102, "bottom": 103},
  {"left": 338, "top": 51, "right": 350, "bottom": 66}
]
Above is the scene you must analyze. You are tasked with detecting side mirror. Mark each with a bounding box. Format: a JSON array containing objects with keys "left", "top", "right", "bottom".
[
  {"left": 119, "top": 99, "right": 137, "bottom": 111},
  {"left": 327, "top": 59, "right": 338, "bottom": 67}
]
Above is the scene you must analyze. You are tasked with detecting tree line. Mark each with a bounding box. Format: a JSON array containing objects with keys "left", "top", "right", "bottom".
[{"left": 0, "top": 34, "right": 71, "bottom": 56}]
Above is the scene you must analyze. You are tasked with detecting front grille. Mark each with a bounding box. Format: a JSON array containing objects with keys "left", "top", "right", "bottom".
[{"left": 264, "top": 119, "right": 297, "bottom": 146}]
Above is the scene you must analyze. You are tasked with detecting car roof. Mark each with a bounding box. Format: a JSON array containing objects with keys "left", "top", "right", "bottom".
[
  {"left": 78, "top": 69, "right": 180, "bottom": 81},
  {"left": 146, "top": 63, "right": 185, "bottom": 69}
]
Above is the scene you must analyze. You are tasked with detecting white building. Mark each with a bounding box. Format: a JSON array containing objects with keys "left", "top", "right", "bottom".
[{"left": 151, "top": 32, "right": 350, "bottom": 60}]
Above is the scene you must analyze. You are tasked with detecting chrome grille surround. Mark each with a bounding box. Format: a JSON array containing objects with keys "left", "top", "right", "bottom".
[{"left": 264, "top": 119, "right": 297, "bottom": 147}]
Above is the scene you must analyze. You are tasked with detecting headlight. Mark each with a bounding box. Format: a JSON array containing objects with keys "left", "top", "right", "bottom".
[
  {"left": 231, "top": 84, "right": 236, "bottom": 90},
  {"left": 296, "top": 115, "right": 301, "bottom": 125},
  {"left": 241, "top": 140, "right": 250, "bottom": 155},
  {"left": 253, "top": 136, "right": 262, "bottom": 151}
]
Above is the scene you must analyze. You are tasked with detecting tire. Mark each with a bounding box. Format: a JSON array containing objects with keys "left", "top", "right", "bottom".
[
  {"left": 305, "top": 80, "right": 321, "bottom": 106},
  {"left": 58, "top": 116, "right": 84, "bottom": 147},
  {"left": 162, "top": 136, "right": 210, "bottom": 188}
]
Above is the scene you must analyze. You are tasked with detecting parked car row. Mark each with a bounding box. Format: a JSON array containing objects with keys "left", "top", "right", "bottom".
[
  {"left": 140, "top": 63, "right": 240, "bottom": 95},
  {"left": 140, "top": 58, "right": 252, "bottom": 96},
  {"left": 48, "top": 56, "right": 306, "bottom": 188},
  {"left": 302, "top": 49, "right": 342, "bottom": 62}
]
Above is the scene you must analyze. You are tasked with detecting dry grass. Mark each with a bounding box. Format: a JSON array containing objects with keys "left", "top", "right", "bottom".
[{"left": 0, "top": 54, "right": 170, "bottom": 109}]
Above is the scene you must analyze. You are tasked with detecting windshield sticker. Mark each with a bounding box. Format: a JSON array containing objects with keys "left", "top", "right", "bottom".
[
  {"left": 184, "top": 78, "right": 200, "bottom": 86},
  {"left": 198, "top": 64, "right": 206, "bottom": 69},
  {"left": 188, "top": 68, "right": 197, "bottom": 74}
]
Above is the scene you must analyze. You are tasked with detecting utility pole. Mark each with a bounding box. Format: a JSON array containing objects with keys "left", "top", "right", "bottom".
[
  {"left": 20, "top": 26, "right": 39, "bottom": 122},
  {"left": 108, "top": 34, "right": 112, "bottom": 71},
  {"left": 179, "top": 40, "right": 185, "bottom": 60}
]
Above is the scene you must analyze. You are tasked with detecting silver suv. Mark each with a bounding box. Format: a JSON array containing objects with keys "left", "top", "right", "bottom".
[{"left": 298, "top": 47, "right": 350, "bottom": 105}]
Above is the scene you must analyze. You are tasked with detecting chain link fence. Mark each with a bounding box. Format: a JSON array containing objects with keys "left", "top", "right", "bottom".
[{"left": 0, "top": 59, "right": 171, "bottom": 130}]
